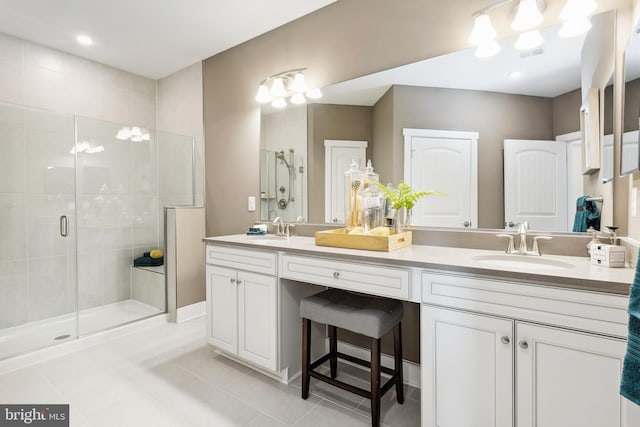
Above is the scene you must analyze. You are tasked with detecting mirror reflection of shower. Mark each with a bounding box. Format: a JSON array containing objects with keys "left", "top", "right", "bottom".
[
  {"left": 275, "top": 148, "right": 296, "bottom": 210},
  {"left": 260, "top": 147, "right": 305, "bottom": 221}
]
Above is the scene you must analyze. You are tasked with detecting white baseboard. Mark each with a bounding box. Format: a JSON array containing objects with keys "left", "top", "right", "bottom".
[
  {"left": 336, "top": 340, "right": 421, "bottom": 389},
  {"left": 0, "top": 314, "right": 168, "bottom": 375},
  {"left": 175, "top": 301, "right": 206, "bottom": 323}
]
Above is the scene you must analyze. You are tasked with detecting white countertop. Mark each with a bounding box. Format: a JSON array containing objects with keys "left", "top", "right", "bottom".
[{"left": 203, "top": 234, "right": 636, "bottom": 295}]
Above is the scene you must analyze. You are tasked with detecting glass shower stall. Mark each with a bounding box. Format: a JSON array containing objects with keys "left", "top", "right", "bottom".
[{"left": 0, "top": 101, "right": 194, "bottom": 360}]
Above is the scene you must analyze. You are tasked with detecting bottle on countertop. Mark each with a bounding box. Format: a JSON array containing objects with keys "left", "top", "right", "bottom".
[
  {"left": 344, "top": 159, "right": 364, "bottom": 229},
  {"left": 362, "top": 160, "right": 384, "bottom": 231}
]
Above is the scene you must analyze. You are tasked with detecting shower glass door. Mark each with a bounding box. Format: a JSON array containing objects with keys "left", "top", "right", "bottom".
[
  {"left": 75, "top": 117, "right": 164, "bottom": 336},
  {"left": 0, "top": 102, "right": 78, "bottom": 360}
]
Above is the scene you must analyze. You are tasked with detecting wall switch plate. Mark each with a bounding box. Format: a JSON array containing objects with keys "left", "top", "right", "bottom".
[{"left": 248, "top": 196, "right": 256, "bottom": 212}]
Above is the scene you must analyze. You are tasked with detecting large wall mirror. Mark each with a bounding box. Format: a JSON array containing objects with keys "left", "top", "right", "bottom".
[
  {"left": 260, "top": 10, "right": 615, "bottom": 233},
  {"left": 622, "top": 19, "right": 640, "bottom": 175}
]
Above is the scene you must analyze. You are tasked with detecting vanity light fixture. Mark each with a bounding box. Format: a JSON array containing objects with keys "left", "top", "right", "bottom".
[
  {"left": 512, "top": 0, "right": 544, "bottom": 32},
  {"left": 469, "top": 0, "right": 596, "bottom": 57},
  {"left": 255, "top": 68, "right": 322, "bottom": 108}
]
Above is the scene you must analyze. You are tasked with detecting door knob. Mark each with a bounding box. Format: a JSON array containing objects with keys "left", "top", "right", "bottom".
[
  {"left": 500, "top": 336, "right": 510, "bottom": 345},
  {"left": 519, "top": 340, "right": 529, "bottom": 349}
]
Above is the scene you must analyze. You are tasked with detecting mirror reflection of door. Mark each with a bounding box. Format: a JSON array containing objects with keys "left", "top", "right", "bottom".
[
  {"left": 404, "top": 129, "right": 478, "bottom": 228},
  {"left": 324, "top": 140, "right": 367, "bottom": 224},
  {"left": 503, "top": 139, "right": 568, "bottom": 232}
]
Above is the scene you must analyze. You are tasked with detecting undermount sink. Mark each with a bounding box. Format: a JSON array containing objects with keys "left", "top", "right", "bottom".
[{"left": 471, "top": 254, "right": 576, "bottom": 271}]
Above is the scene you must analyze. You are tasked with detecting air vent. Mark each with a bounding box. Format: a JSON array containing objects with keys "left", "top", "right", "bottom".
[{"left": 520, "top": 48, "right": 544, "bottom": 58}]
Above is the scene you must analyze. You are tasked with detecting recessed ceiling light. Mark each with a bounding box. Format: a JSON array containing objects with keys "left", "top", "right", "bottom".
[
  {"left": 510, "top": 71, "right": 522, "bottom": 80},
  {"left": 76, "top": 35, "right": 93, "bottom": 46}
]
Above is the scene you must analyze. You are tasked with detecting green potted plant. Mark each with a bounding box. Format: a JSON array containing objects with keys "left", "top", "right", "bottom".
[{"left": 376, "top": 181, "right": 444, "bottom": 230}]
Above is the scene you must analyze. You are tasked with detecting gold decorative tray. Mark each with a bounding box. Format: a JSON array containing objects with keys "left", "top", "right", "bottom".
[{"left": 314, "top": 228, "right": 412, "bottom": 252}]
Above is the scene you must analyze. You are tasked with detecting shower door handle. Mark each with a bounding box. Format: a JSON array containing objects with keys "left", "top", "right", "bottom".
[{"left": 60, "top": 215, "right": 69, "bottom": 237}]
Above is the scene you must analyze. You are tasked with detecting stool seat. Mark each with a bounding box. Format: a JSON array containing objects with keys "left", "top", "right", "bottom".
[{"left": 300, "top": 289, "right": 403, "bottom": 338}]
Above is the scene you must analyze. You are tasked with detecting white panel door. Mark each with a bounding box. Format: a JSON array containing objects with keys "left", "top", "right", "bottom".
[
  {"left": 206, "top": 265, "right": 238, "bottom": 354},
  {"left": 404, "top": 129, "right": 478, "bottom": 228},
  {"left": 422, "top": 306, "right": 513, "bottom": 427},
  {"left": 516, "top": 322, "right": 640, "bottom": 427},
  {"left": 504, "top": 139, "right": 567, "bottom": 231},
  {"left": 238, "top": 271, "right": 278, "bottom": 371},
  {"left": 324, "top": 140, "right": 367, "bottom": 224}
]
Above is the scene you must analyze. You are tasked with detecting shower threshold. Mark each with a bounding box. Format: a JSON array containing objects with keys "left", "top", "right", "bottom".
[{"left": 0, "top": 300, "right": 162, "bottom": 361}]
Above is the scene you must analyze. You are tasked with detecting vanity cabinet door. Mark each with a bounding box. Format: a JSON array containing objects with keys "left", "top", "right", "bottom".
[
  {"left": 237, "top": 271, "right": 278, "bottom": 371},
  {"left": 206, "top": 265, "right": 238, "bottom": 354},
  {"left": 516, "top": 322, "right": 639, "bottom": 427},
  {"left": 422, "top": 306, "right": 514, "bottom": 427}
]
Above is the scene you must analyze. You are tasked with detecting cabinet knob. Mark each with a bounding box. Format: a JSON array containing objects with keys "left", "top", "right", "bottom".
[
  {"left": 463, "top": 221, "right": 471, "bottom": 227},
  {"left": 500, "top": 336, "right": 510, "bottom": 345},
  {"left": 236, "top": 280, "right": 242, "bottom": 285},
  {"left": 519, "top": 340, "right": 529, "bottom": 349},
  {"left": 333, "top": 271, "right": 340, "bottom": 279},
  {"left": 230, "top": 278, "right": 236, "bottom": 284}
]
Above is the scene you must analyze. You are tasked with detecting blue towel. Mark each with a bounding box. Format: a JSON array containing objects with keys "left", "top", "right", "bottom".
[
  {"left": 621, "top": 251, "right": 640, "bottom": 405},
  {"left": 572, "top": 196, "right": 600, "bottom": 232}
]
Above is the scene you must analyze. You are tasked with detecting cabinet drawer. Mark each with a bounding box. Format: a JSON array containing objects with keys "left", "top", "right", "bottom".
[
  {"left": 281, "top": 253, "right": 409, "bottom": 299},
  {"left": 421, "top": 272, "right": 629, "bottom": 337},
  {"left": 206, "top": 244, "right": 276, "bottom": 276}
]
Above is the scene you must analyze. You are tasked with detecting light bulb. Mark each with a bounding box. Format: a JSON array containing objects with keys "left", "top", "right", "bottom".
[
  {"left": 269, "top": 77, "right": 287, "bottom": 98},
  {"left": 475, "top": 40, "right": 501, "bottom": 58},
  {"left": 116, "top": 127, "right": 131, "bottom": 140},
  {"left": 76, "top": 34, "right": 93, "bottom": 46},
  {"left": 290, "top": 93, "right": 306, "bottom": 104},
  {"left": 255, "top": 84, "right": 271, "bottom": 103},
  {"left": 469, "top": 14, "right": 497, "bottom": 45},
  {"left": 560, "top": 0, "right": 597, "bottom": 21},
  {"left": 290, "top": 72, "right": 307, "bottom": 93},
  {"left": 271, "top": 98, "right": 287, "bottom": 109},
  {"left": 515, "top": 30, "right": 543, "bottom": 50},
  {"left": 130, "top": 126, "right": 142, "bottom": 138},
  {"left": 559, "top": 16, "right": 592, "bottom": 37},
  {"left": 306, "top": 88, "right": 323, "bottom": 99},
  {"left": 512, "top": 0, "right": 543, "bottom": 32}
]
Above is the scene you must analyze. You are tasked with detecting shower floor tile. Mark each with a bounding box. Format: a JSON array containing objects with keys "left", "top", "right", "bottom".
[{"left": 0, "top": 299, "right": 161, "bottom": 360}]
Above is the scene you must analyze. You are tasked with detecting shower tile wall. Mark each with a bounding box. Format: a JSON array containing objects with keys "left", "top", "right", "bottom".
[{"left": 0, "top": 31, "right": 157, "bottom": 329}]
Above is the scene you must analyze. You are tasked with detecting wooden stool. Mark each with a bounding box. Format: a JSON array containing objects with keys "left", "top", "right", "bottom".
[{"left": 300, "top": 289, "right": 404, "bottom": 427}]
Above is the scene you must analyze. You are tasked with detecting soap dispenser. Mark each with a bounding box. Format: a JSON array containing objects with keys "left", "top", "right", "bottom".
[
  {"left": 362, "top": 160, "right": 383, "bottom": 231},
  {"left": 344, "top": 159, "right": 364, "bottom": 229}
]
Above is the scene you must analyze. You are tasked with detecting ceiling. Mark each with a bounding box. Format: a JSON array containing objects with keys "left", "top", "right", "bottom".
[{"left": 0, "top": 0, "right": 336, "bottom": 79}]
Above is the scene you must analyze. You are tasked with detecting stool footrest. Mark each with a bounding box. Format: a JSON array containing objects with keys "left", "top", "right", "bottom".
[{"left": 308, "top": 352, "right": 400, "bottom": 401}]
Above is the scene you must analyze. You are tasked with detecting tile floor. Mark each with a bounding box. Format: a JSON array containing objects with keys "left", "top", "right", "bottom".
[{"left": 0, "top": 316, "right": 420, "bottom": 426}]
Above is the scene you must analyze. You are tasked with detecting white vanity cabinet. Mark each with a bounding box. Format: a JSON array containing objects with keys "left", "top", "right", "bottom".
[
  {"left": 205, "top": 245, "right": 278, "bottom": 372},
  {"left": 421, "top": 271, "right": 640, "bottom": 427}
]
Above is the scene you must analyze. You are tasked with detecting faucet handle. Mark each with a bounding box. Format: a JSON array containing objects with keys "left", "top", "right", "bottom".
[
  {"left": 497, "top": 234, "right": 516, "bottom": 254},
  {"left": 531, "top": 236, "right": 552, "bottom": 256}
]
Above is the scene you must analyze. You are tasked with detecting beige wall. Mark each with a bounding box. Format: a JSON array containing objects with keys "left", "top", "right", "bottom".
[{"left": 307, "top": 103, "right": 373, "bottom": 222}]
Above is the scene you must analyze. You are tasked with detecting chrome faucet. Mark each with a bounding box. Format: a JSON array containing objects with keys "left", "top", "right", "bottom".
[
  {"left": 273, "top": 217, "right": 285, "bottom": 236},
  {"left": 516, "top": 222, "right": 529, "bottom": 254},
  {"left": 273, "top": 216, "right": 296, "bottom": 237},
  {"left": 497, "top": 221, "right": 551, "bottom": 256}
]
